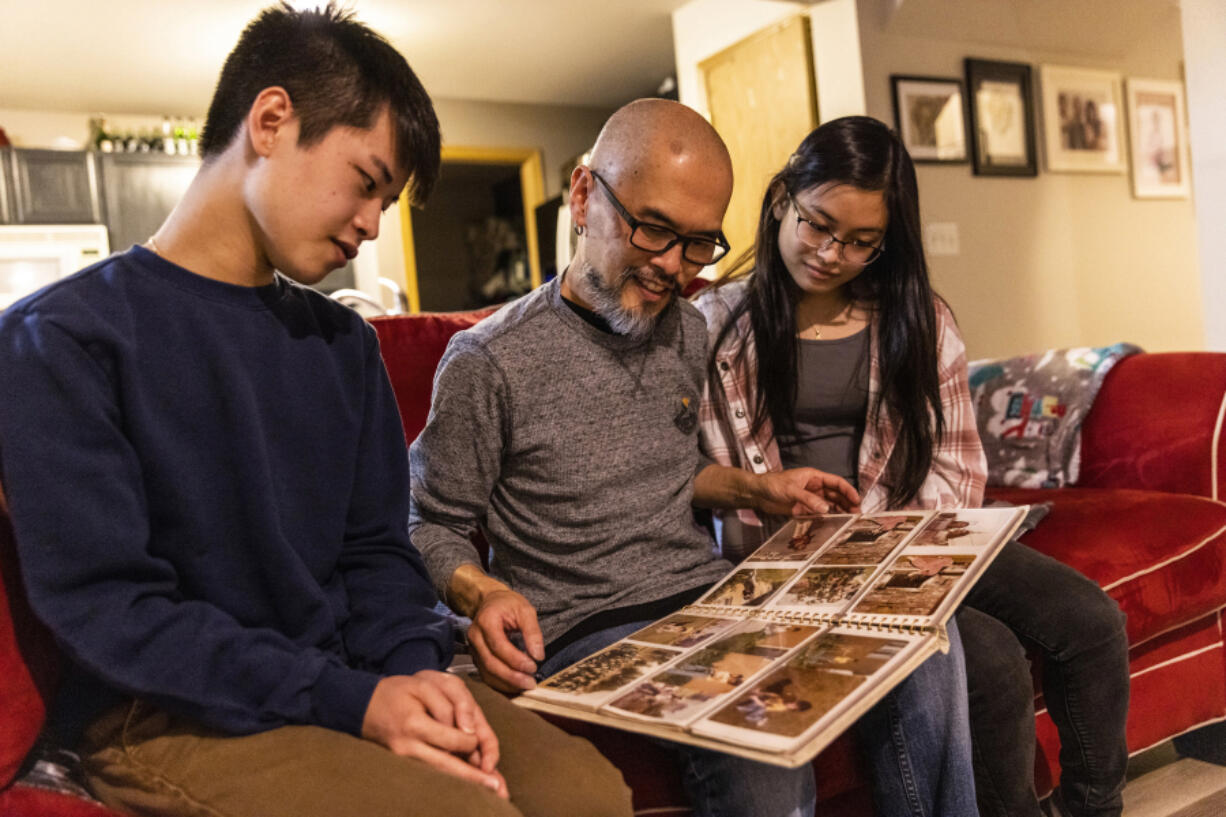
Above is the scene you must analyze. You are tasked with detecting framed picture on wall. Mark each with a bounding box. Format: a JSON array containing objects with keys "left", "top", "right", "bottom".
[
  {"left": 890, "top": 75, "right": 968, "bottom": 163},
  {"left": 1039, "top": 65, "right": 1127, "bottom": 174},
  {"left": 964, "top": 58, "right": 1037, "bottom": 177},
  {"left": 1126, "top": 78, "right": 1191, "bottom": 199}
]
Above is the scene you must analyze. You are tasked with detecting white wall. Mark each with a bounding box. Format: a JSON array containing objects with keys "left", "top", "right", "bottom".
[{"left": 1182, "top": 0, "right": 1226, "bottom": 352}]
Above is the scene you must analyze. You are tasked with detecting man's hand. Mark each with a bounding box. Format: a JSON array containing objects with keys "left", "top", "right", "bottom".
[
  {"left": 361, "top": 671, "right": 507, "bottom": 798},
  {"left": 694, "top": 464, "right": 860, "bottom": 517},
  {"left": 467, "top": 587, "right": 545, "bottom": 693},
  {"left": 750, "top": 468, "right": 861, "bottom": 517},
  {"left": 448, "top": 564, "right": 545, "bottom": 693}
]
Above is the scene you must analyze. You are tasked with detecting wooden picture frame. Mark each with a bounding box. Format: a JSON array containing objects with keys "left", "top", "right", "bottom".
[
  {"left": 1039, "top": 65, "right": 1127, "bottom": 174},
  {"left": 1126, "top": 77, "right": 1191, "bottom": 199},
  {"left": 964, "top": 58, "right": 1038, "bottom": 177},
  {"left": 890, "top": 75, "right": 968, "bottom": 163}
]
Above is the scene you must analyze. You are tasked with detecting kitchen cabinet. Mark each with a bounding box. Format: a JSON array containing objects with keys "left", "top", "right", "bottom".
[
  {"left": 5, "top": 148, "right": 102, "bottom": 224},
  {"left": 97, "top": 153, "right": 199, "bottom": 252}
]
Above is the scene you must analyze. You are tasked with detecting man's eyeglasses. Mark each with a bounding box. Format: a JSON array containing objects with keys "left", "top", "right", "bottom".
[
  {"left": 788, "top": 193, "right": 885, "bottom": 267},
  {"left": 590, "top": 170, "right": 730, "bottom": 266}
]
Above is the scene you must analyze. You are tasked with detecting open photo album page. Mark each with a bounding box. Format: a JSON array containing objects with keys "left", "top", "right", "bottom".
[{"left": 517, "top": 505, "right": 1027, "bottom": 763}]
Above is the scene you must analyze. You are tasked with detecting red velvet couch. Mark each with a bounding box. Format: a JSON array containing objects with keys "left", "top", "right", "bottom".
[{"left": 3, "top": 307, "right": 1226, "bottom": 816}]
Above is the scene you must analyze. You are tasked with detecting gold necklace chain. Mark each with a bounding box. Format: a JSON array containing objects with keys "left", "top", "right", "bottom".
[{"left": 800, "top": 300, "right": 851, "bottom": 340}]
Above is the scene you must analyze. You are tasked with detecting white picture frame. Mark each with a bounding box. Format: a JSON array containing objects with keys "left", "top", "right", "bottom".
[
  {"left": 890, "top": 75, "right": 968, "bottom": 163},
  {"left": 1126, "top": 77, "right": 1191, "bottom": 199},
  {"left": 1039, "top": 65, "right": 1127, "bottom": 174}
]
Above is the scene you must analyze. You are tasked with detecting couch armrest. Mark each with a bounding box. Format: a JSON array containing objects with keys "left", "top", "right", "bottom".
[{"left": 1077, "top": 352, "right": 1226, "bottom": 499}]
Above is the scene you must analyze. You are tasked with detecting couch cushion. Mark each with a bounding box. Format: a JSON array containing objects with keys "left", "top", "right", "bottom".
[
  {"left": 987, "top": 487, "right": 1226, "bottom": 645},
  {"left": 0, "top": 784, "right": 119, "bottom": 817},
  {"left": 0, "top": 492, "right": 59, "bottom": 789},
  {"left": 1078, "top": 352, "right": 1226, "bottom": 499},
  {"left": 370, "top": 310, "right": 496, "bottom": 445}
]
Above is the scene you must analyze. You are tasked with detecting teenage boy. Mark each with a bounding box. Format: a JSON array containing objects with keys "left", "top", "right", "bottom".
[{"left": 0, "top": 5, "right": 630, "bottom": 817}]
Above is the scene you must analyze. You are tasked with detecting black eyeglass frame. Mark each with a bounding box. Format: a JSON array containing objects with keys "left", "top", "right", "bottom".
[
  {"left": 787, "top": 193, "right": 886, "bottom": 267},
  {"left": 589, "top": 170, "right": 731, "bottom": 266}
]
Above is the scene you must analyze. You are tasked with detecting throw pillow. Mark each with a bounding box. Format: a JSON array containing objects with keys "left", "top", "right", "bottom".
[{"left": 968, "top": 343, "right": 1142, "bottom": 489}]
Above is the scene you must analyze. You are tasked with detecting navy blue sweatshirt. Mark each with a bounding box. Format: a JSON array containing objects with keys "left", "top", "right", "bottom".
[{"left": 0, "top": 246, "right": 452, "bottom": 738}]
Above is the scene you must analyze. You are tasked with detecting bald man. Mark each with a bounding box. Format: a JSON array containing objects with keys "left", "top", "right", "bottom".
[{"left": 409, "top": 99, "right": 859, "bottom": 816}]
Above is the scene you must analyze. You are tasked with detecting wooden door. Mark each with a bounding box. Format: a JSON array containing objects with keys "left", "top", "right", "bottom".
[{"left": 700, "top": 15, "right": 818, "bottom": 274}]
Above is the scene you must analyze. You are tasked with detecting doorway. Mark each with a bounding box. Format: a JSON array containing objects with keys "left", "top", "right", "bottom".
[{"left": 399, "top": 146, "right": 545, "bottom": 313}]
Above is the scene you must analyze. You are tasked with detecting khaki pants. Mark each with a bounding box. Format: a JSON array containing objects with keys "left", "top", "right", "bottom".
[{"left": 79, "top": 679, "right": 633, "bottom": 817}]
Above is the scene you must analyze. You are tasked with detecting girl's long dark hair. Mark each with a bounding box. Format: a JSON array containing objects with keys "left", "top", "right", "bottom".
[{"left": 708, "top": 116, "right": 942, "bottom": 508}]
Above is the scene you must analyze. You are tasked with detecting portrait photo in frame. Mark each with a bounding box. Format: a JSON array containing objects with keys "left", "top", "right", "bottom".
[
  {"left": 964, "top": 58, "right": 1037, "bottom": 177},
  {"left": 890, "top": 75, "right": 968, "bottom": 163},
  {"left": 1126, "top": 78, "right": 1190, "bottom": 199},
  {"left": 1039, "top": 65, "right": 1127, "bottom": 174}
]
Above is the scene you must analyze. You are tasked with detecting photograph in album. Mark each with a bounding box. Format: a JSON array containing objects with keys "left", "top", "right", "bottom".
[
  {"left": 698, "top": 567, "right": 797, "bottom": 608},
  {"left": 772, "top": 566, "right": 878, "bottom": 613},
  {"left": 813, "top": 514, "right": 926, "bottom": 566},
  {"left": 532, "top": 642, "right": 681, "bottom": 710},
  {"left": 853, "top": 555, "right": 974, "bottom": 616},
  {"left": 705, "top": 631, "right": 905, "bottom": 734},
  {"left": 627, "top": 613, "right": 740, "bottom": 649},
  {"left": 604, "top": 619, "right": 821, "bottom": 726},
  {"left": 745, "top": 515, "right": 852, "bottom": 562}
]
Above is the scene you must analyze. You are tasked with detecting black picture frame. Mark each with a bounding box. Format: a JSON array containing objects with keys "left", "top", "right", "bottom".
[
  {"left": 890, "top": 75, "right": 968, "bottom": 164},
  {"left": 964, "top": 58, "right": 1038, "bottom": 177}
]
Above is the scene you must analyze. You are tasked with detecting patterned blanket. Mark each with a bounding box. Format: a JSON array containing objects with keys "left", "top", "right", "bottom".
[{"left": 968, "top": 343, "right": 1143, "bottom": 489}]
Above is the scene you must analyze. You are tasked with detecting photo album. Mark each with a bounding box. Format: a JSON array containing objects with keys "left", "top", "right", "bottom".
[{"left": 514, "top": 506, "right": 1029, "bottom": 767}]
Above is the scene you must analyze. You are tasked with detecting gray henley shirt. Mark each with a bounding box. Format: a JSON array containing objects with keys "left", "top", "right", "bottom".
[{"left": 408, "top": 277, "right": 731, "bottom": 645}]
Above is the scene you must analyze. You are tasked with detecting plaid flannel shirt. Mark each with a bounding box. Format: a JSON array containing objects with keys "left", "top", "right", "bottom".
[{"left": 694, "top": 281, "right": 987, "bottom": 562}]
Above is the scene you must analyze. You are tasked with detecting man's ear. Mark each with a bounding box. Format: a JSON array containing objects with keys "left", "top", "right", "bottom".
[
  {"left": 568, "top": 165, "right": 593, "bottom": 232},
  {"left": 246, "top": 87, "right": 295, "bottom": 158}
]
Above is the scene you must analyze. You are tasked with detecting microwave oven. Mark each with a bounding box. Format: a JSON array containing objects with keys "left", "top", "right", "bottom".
[{"left": 0, "top": 224, "right": 110, "bottom": 309}]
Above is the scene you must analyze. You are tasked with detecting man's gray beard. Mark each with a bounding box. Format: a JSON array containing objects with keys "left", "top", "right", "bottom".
[{"left": 575, "top": 263, "right": 666, "bottom": 342}]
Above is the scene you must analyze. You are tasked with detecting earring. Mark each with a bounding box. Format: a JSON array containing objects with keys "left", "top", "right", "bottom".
[{"left": 574, "top": 224, "right": 585, "bottom": 236}]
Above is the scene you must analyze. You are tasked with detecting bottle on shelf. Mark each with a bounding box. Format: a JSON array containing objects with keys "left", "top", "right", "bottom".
[
  {"left": 174, "top": 118, "right": 188, "bottom": 156},
  {"left": 162, "top": 116, "right": 176, "bottom": 155},
  {"left": 89, "top": 116, "right": 114, "bottom": 153}
]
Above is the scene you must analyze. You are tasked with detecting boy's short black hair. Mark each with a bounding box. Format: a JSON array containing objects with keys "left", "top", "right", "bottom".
[{"left": 200, "top": 2, "right": 440, "bottom": 205}]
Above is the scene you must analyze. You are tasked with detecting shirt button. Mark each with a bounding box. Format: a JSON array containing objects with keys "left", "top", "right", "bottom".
[
  {"left": 719, "top": 361, "right": 730, "bottom": 371},
  {"left": 752, "top": 454, "right": 764, "bottom": 465},
  {"left": 735, "top": 409, "right": 745, "bottom": 419}
]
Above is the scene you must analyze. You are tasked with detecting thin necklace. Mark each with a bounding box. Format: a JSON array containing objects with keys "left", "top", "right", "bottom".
[
  {"left": 146, "top": 236, "right": 162, "bottom": 255},
  {"left": 801, "top": 300, "right": 850, "bottom": 340}
]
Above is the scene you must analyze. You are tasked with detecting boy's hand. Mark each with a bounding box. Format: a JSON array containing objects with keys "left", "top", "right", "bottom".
[{"left": 362, "top": 671, "right": 507, "bottom": 798}]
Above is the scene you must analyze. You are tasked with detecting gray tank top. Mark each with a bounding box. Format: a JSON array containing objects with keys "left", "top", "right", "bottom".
[{"left": 777, "top": 329, "right": 870, "bottom": 487}]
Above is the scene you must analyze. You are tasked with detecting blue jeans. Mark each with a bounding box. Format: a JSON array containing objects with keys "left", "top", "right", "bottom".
[{"left": 539, "top": 617, "right": 977, "bottom": 817}]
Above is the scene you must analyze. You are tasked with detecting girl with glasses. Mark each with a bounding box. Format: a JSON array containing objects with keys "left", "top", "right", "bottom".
[{"left": 693, "top": 116, "right": 1128, "bottom": 817}]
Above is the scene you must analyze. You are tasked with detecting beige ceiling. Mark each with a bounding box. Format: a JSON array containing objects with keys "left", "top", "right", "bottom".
[
  {"left": 0, "top": 0, "right": 689, "bottom": 115},
  {"left": 877, "top": 0, "right": 1183, "bottom": 58}
]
